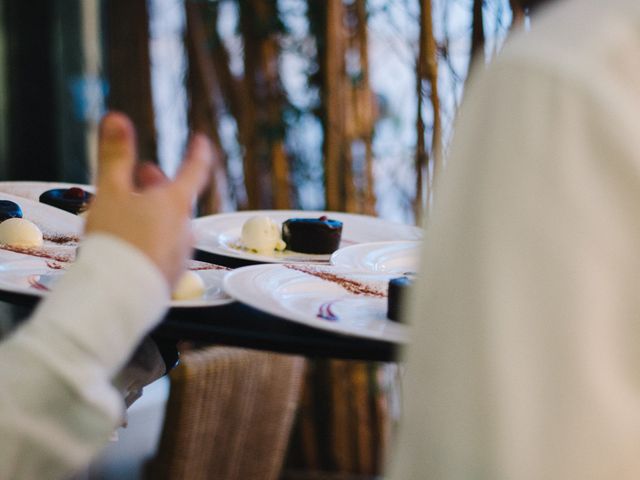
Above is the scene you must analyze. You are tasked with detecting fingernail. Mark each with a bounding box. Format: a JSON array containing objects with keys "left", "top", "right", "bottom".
[
  {"left": 197, "top": 134, "right": 213, "bottom": 155},
  {"left": 101, "top": 113, "right": 127, "bottom": 141}
]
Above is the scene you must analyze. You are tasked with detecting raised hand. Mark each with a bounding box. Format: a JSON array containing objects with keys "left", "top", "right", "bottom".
[{"left": 85, "top": 112, "right": 212, "bottom": 287}]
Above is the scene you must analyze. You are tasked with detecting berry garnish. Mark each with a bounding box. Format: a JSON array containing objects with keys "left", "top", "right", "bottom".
[
  {"left": 0, "top": 200, "right": 22, "bottom": 222},
  {"left": 319, "top": 215, "right": 328, "bottom": 221},
  {"left": 63, "top": 187, "right": 85, "bottom": 199}
]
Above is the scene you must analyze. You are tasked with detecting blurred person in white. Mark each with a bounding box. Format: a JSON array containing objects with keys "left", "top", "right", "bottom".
[
  {"left": 0, "top": 112, "right": 212, "bottom": 479},
  {"left": 388, "top": 0, "right": 640, "bottom": 478}
]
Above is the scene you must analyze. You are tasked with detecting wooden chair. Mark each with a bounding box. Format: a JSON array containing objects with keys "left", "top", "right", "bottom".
[
  {"left": 146, "top": 346, "right": 306, "bottom": 480},
  {"left": 281, "top": 359, "right": 400, "bottom": 480}
]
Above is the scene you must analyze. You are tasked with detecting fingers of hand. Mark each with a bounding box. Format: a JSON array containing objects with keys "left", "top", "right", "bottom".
[
  {"left": 136, "top": 162, "right": 169, "bottom": 190},
  {"left": 173, "top": 134, "right": 213, "bottom": 203},
  {"left": 97, "top": 112, "right": 137, "bottom": 193}
]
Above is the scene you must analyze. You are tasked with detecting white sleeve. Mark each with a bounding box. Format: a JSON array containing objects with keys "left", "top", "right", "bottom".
[
  {"left": 388, "top": 57, "right": 640, "bottom": 479},
  {"left": 0, "top": 233, "right": 170, "bottom": 479}
]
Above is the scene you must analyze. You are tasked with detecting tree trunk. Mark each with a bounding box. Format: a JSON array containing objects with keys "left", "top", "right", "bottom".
[
  {"left": 415, "top": 0, "right": 441, "bottom": 220},
  {"left": 105, "top": 0, "right": 157, "bottom": 163},
  {"left": 205, "top": 2, "right": 251, "bottom": 209},
  {"left": 424, "top": 0, "right": 443, "bottom": 184},
  {"left": 185, "top": 2, "right": 232, "bottom": 215},
  {"left": 238, "top": 0, "right": 290, "bottom": 210},
  {"left": 237, "top": 1, "right": 261, "bottom": 209},
  {"left": 414, "top": 80, "right": 427, "bottom": 221},
  {"left": 323, "top": 0, "right": 347, "bottom": 211},
  {"left": 509, "top": 0, "right": 526, "bottom": 29},
  {"left": 469, "top": 0, "right": 486, "bottom": 72},
  {"left": 261, "top": 31, "right": 291, "bottom": 210},
  {"left": 354, "top": 0, "right": 377, "bottom": 215}
]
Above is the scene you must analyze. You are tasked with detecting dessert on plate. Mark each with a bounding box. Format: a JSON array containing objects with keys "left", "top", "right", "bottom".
[
  {"left": 172, "top": 270, "right": 206, "bottom": 301},
  {"left": 281, "top": 216, "right": 343, "bottom": 254},
  {"left": 0, "top": 217, "right": 43, "bottom": 248},
  {"left": 240, "top": 215, "right": 286, "bottom": 254},
  {"left": 238, "top": 214, "right": 344, "bottom": 256},
  {"left": 39, "top": 187, "right": 93, "bottom": 215}
]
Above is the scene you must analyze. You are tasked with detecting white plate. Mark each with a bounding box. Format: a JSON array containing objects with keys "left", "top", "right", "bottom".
[
  {"left": 223, "top": 263, "right": 409, "bottom": 343},
  {"left": 193, "top": 210, "right": 423, "bottom": 264},
  {"left": 0, "top": 181, "right": 95, "bottom": 201},
  {"left": 0, "top": 256, "right": 234, "bottom": 308},
  {"left": 330, "top": 240, "right": 421, "bottom": 275}
]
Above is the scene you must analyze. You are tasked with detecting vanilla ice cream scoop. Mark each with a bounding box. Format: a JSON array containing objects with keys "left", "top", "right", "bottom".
[
  {"left": 241, "top": 215, "right": 286, "bottom": 254},
  {"left": 172, "top": 270, "right": 205, "bottom": 301},
  {"left": 0, "top": 218, "right": 44, "bottom": 248}
]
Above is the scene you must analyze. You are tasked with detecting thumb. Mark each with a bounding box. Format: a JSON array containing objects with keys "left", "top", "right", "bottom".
[{"left": 97, "top": 112, "right": 137, "bottom": 193}]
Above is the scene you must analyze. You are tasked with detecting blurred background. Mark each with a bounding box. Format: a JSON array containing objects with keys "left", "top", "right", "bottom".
[
  {"left": 0, "top": 1, "right": 532, "bottom": 478},
  {"left": 0, "top": 0, "right": 526, "bottom": 224}
]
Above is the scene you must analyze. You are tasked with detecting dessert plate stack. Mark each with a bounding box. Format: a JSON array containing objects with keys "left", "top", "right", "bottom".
[
  {"left": 0, "top": 182, "right": 424, "bottom": 340},
  {"left": 195, "top": 210, "right": 423, "bottom": 343},
  {"left": 0, "top": 182, "right": 233, "bottom": 308}
]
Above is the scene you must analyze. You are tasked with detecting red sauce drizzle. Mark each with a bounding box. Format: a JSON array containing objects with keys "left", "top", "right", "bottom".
[
  {"left": 317, "top": 301, "right": 339, "bottom": 321},
  {"left": 28, "top": 275, "right": 50, "bottom": 292}
]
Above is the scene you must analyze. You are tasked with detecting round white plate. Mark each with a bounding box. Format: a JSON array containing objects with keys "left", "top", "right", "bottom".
[
  {"left": 223, "top": 263, "right": 409, "bottom": 343},
  {"left": 193, "top": 210, "right": 423, "bottom": 264},
  {"left": 0, "top": 256, "right": 233, "bottom": 308},
  {"left": 330, "top": 240, "right": 421, "bottom": 275},
  {"left": 0, "top": 181, "right": 95, "bottom": 202}
]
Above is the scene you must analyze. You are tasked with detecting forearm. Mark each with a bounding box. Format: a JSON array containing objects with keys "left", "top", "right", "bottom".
[{"left": 0, "top": 234, "right": 169, "bottom": 479}]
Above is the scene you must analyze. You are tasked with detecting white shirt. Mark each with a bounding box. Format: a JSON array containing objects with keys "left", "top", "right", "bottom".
[
  {"left": 0, "top": 234, "right": 169, "bottom": 479},
  {"left": 389, "top": 0, "right": 640, "bottom": 478}
]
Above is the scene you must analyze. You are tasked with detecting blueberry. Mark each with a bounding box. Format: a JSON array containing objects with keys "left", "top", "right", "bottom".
[{"left": 0, "top": 200, "right": 23, "bottom": 222}]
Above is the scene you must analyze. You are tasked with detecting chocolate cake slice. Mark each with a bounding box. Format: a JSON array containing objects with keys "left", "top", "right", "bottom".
[
  {"left": 39, "top": 187, "right": 93, "bottom": 215},
  {"left": 282, "top": 216, "right": 343, "bottom": 254}
]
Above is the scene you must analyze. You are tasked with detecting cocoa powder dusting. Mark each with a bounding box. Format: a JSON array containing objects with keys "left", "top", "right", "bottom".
[
  {"left": 0, "top": 245, "right": 74, "bottom": 263},
  {"left": 46, "top": 261, "right": 67, "bottom": 270},
  {"left": 285, "top": 264, "right": 385, "bottom": 297},
  {"left": 188, "top": 264, "right": 229, "bottom": 271},
  {"left": 43, "top": 233, "right": 80, "bottom": 245}
]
